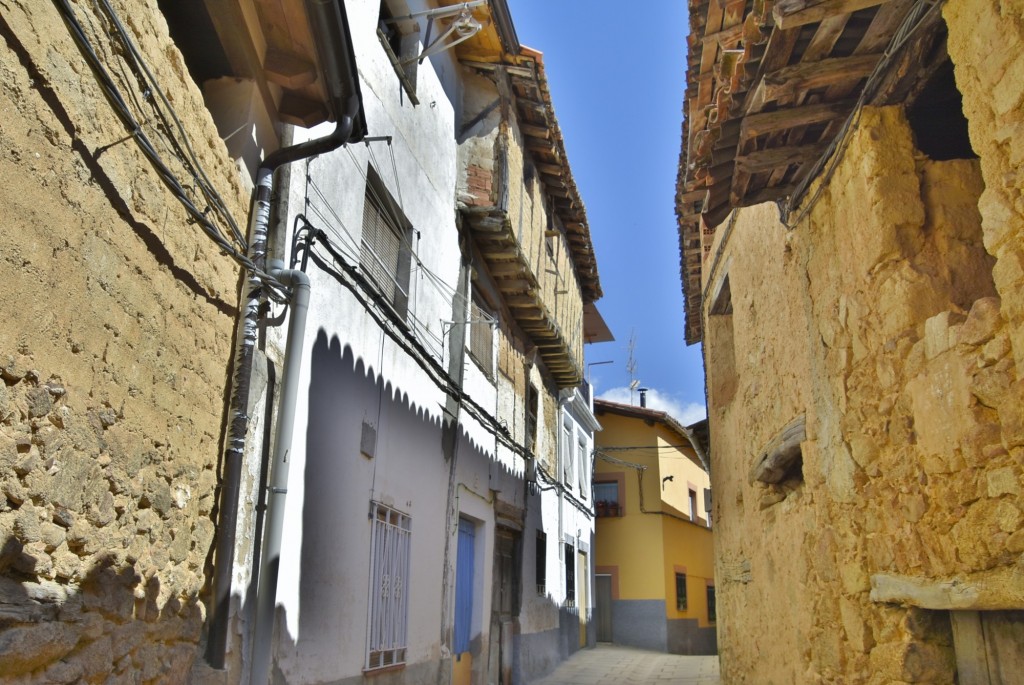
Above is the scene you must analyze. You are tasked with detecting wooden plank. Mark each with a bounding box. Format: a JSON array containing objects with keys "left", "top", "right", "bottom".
[
  {"left": 740, "top": 100, "right": 855, "bottom": 138},
  {"left": 774, "top": 0, "right": 890, "bottom": 29},
  {"left": 759, "top": 53, "right": 880, "bottom": 101},
  {"left": 803, "top": 13, "right": 851, "bottom": 62},
  {"left": 736, "top": 142, "right": 829, "bottom": 173},
  {"left": 488, "top": 262, "right": 526, "bottom": 277},
  {"left": 703, "top": 23, "right": 744, "bottom": 47},
  {"left": 519, "top": 123, "right": 549, "bottom": 139},
  {"left": 743, "top": 28, "right": 801, "bottom": 111}
]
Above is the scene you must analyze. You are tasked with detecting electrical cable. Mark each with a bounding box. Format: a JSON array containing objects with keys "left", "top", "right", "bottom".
[
  {"left": 294, "top": 216, "right": 593, "bottom": 513},
  {"left": 52, "top": 0, "right": 287, "bottom": 297}
]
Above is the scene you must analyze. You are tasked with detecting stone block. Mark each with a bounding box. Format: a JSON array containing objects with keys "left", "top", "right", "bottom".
[
  {"left": 0, "top": 621, "right": 80, "bottom": 677},
  {"left": 986, "top": 466, "right": 1020, "bottom": 497},
  {"left": 925, "top": 312, "right": 964, "bottom": 360},
  {"left": 958, "top": 296, "right": 1003, "bottom": 345}
]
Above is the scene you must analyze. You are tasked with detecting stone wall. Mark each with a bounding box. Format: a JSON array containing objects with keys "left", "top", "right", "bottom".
[
  {"left": 0, "top": 0, "right": 245, "bottom": 680},
  {"left": 706, "top": 74, "right": 1024, "bottom": 684}
]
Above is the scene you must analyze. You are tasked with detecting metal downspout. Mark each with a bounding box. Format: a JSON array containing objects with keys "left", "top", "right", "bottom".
[
  {"left": 206, "top": 0, "right": 363, "bottom": 668},
  {"left": 206, "top": 114, "right": 355, "bottom": 670},
  {"left": 249, "top": 263, "right": 310, "bottom": 685}
]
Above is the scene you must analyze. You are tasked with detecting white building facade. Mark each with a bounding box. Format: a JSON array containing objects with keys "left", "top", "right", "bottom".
[{"left": 203, "top": 1, "right": 607, "bottom": 683}]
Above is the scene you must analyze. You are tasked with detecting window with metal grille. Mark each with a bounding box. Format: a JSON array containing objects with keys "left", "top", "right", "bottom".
[
  {"left": 365, "top": 502, "right": 411, "bottom": 672},
  {"left": 676, "top": 572, "right": 688, "bottom": 611},
  {"left": 360, "top": 169, "right": 411, "bottom": 318},
  {"left": 706, "top": 584, "right": 716, "bottom": 623},
  {"left": 469, "top": 294, "right": 493, "bottom": 377}
]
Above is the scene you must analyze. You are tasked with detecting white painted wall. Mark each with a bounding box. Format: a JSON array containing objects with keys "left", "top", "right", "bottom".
[{"left": 231, "top": 2, "right": 600, "bottom": 682}]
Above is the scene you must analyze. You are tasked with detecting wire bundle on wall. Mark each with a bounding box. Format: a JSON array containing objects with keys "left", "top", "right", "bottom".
[{"left": 52, "top": 0, "right": 286, "bottom": 295}]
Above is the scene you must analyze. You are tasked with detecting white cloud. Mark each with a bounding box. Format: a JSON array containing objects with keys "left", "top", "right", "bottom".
[{"left": 597, "top": 386, "right": 707, "bottom": 426}]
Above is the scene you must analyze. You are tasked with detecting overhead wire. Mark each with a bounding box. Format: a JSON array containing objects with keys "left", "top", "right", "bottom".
[
  {"left": 294, "top": 214, "right": 591, "bottom": 513},
  {"left": 52, "top": 0, "right": 286, "bottom": 297}
]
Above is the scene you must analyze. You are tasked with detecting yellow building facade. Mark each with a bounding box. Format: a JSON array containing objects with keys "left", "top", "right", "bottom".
[{"left": 592, "top": 400, "right": 717, "bottom": 655}]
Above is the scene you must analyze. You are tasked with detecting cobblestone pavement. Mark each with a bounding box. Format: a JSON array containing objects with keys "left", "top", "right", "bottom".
[{"left": 532, "top": 643, "right": 721, "bottom": 685}]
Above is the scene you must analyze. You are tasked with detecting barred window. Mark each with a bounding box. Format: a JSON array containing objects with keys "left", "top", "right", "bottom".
[
  {"left": 469, "top": 294, "right": 494, "bottom": 378},
  {"left": 365, "top": 502, "right": 412, "bottom": 672},
  {"left": 361, "top": 169, "right": 411, "bottom": 317}
]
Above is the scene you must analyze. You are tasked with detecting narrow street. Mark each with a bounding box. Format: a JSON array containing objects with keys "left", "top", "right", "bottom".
[{"left": 532, "top": 644, "right": 721, "bottom": 685}]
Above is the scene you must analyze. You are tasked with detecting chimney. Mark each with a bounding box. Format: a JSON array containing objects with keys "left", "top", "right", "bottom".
[{"left": 638, "top": 387, "right": 648, "bottom": 408}]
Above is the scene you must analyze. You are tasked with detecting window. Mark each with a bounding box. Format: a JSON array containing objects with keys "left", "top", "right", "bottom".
[
  {"left": 564, "top": 543, "right": 575, "bottom": 607},
  {"left": 562, "top": 422, "right": 574, "bottom": 487},
  {"left": 594, "top": 481, "right": 620, "bottom": 517},
  {"left": 377, "top": 0, "right": 420, "bottom": 103},
  {"left": 577, "top": 439, "right": 587, "bottom": 498},
  {"left": 676, "top": 572, "right": 688, "bottom": 611},
  {"left": 469, "top": 293, "right": 494, "bottom": 377},
  {"left": 535, "top": 531, "right": 546, "bottom": 595},
  {"left": 366, "top": 502, "right": 411, "bottom": 672},
  {"left": 526, "top": 384, "right": 538, "bottom": 455},
  {"left": 688, "top": 489, "right": 698, "bottom": 521},
  {"left": 360, "top": 168, "right": 411, "bottom": 318},
  {"left": 706, "top": 585, "right": 716, "bottom": 623}
]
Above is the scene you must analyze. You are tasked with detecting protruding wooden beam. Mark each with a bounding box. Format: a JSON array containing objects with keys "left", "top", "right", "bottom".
[
  {"left": 773, "top": 0, "right": 890, "bottom": 29},
  {"left": 264, "top": 49, "right": 317, "bottom": 89},
  {"left": 740, "top": 100, "right": 855, "bottom": 139},
  {"left": 736, "top": 142, "right": 829, "bottom": 173},
  {"left": 519, "top": 123, "right": 549, "bottom": 139},
  {"left": 755, "top": 53, "right": 880, "bottom": 103}
]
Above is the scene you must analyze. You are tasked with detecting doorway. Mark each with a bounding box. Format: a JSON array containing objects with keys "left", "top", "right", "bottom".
[{"left": 951, "top": 610, "right": 1024, "bottom": 684}]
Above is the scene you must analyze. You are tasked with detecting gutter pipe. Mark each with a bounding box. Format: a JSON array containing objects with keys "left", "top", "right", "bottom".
[
  {"left": 249, "top": 263, "right": 311, "bottom": 685},
  {"left": 206, "top": 0, "right": 363, "bottom": 670}
]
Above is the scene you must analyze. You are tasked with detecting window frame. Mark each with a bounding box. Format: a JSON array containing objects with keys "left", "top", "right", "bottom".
[
  {"left": 675, "top": 572, "right": 688, "bottom": 612},
  {"left": 468, "top": 291, "right": 495, "bottom": 379},
  {"left": 360, "top": 166, "right": 412, "bottom": 319},
  {"left": 376, "top": 0, "right": 420, "bottom": 104}
]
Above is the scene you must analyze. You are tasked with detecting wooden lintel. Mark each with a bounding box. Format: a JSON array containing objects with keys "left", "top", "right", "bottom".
[
  {"left": 736, "top": 143, "right": 828, "bottom": 174},
  {"left": 740, "top": 100, "right": 855, "bottom": 139},
  {"left": 774, "top": 0, "right": 891, "bottom": 29}
]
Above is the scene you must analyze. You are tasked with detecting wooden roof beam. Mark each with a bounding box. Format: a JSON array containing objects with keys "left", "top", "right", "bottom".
[
  {"left": 740, "top": 100, "right": 855, "bottom": 139},
  {"left": 754, "top": 53, "right": 880, "bottom": 104},
  {"left": 736, "top": 142, "right": 829, "bottom": 174},
  {"left": 773, "top": 0, "right": 891, "bottom": 29}
]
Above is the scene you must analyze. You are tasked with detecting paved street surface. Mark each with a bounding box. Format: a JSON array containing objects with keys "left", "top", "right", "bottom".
[{"left": 532, "top": 644, "right": 721, "bottom": 685}]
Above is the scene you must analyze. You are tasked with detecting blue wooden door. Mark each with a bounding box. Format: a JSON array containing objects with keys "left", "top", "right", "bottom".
[{"left": 454, "top": 518, "right": 475, "bottom": 654}]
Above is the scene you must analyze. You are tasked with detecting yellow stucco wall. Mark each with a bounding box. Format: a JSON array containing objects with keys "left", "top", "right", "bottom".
[{"left": 594, "top": 407, "right": 714, "bottom": 628}]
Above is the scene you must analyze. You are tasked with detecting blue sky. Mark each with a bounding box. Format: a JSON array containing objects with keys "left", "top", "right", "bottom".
[{"left": 508, "top": 1, "right": 706, "bottom": 424}]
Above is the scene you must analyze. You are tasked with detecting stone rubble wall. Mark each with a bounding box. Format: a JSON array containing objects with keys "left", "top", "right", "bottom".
[
  {"left": 706, "top": 42, "right": 1024, "bottom": 681},
  {"left": 0, "top": 0, "right": 246, "bottom": 681}
]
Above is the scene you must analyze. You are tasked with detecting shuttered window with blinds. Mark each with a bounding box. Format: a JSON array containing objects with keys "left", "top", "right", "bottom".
[
  {"left": 360, "top": 170, "right": 411, "bottom": 317},
  {"left": 469, "top": 295, "right": 494, "bottom": 378}
]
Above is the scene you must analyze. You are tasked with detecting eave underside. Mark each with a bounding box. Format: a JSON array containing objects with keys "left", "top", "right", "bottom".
[{"left": 677, "top": 0, "right": 949, "bottom": 344}]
